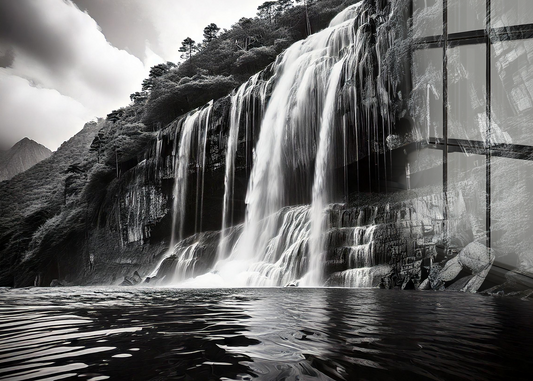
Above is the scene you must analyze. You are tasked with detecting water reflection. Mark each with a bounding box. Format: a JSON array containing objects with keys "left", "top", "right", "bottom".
[{"left": 0, "top": 287, "right": 532, "bottom": 380}]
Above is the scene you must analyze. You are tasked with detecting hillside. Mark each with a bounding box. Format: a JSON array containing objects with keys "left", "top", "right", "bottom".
[
  {"left": 0, "top": 138, "right": 52, "bottom": 182},
  {"left": 0, "top": 121, "right": 101, "bottom": 286}
]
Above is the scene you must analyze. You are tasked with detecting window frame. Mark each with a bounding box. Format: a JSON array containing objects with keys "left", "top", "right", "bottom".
[{"left": 411, "top": 0, "right": 533, "bottom": 262}]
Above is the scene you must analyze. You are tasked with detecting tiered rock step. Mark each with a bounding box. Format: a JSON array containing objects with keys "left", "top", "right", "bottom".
[{"left": 323, "top": 194, "right": 444, "bottom": 287}]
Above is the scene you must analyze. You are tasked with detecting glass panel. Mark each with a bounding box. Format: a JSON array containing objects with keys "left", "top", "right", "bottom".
[
  {"left": 491, "top": 0, "right": 533, "bottom": 28},
  {"left": 448, "top": 0, "right": 486, "bottom": 34},
  {"left": 491, "top": 157, "right": 533, "bottom": 272},
  {"left": 448, "top": 44, "right": 486, "bottom": 142},
  {"left": 407, "top": 148, "right": 443, "bottom": 190},
  {"left": 447, "top": 152, "right": 486, "bottom": 250},
  {"left": 491, "top": 39, "right": 533, "bottom": 146},
  {"left": 413, "top": 0, "right": 443, "bottom": 38},
  {"left": 411, "top": 48, "right": 444, "bottom": 140}
]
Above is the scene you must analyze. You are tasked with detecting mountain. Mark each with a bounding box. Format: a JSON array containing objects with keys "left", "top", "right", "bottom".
[
  {"left": 0, "top": 121, "right": 101, "bottom": 286},
  {"left": 0, "top": 138, "right": 52, "bottom": 182}
]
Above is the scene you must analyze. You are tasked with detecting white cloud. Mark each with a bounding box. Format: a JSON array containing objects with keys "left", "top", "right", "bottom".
[
  {"left": 0, "top": 72, "right": 92, "bottom": 151},
  {"left": 134, "top": 0, "right": 267, "bottom": 62},
  {"left": 143, "top": 44, "right": 166, "bottom": 70},
  {"left": 0, "top": 0, "right": 149, "bottom": 150}
]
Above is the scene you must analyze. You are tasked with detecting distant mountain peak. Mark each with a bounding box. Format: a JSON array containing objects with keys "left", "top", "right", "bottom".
[
  {"left": 0, "top": 138, "right": 52, "bottom": 182},
  {"left": 12, "top": 137, "right": 44, "bottom": 147}
]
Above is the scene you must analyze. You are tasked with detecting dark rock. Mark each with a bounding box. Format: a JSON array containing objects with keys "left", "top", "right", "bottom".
[
  {"left": 144, "top": 275, "right": 160, "bottom": 284},
  {"left": 132, "top": 271, "right": 142, "bottom": 284},
  {"left": 49, "top": 279, "right": 63, "bottom": 287},
  {"left": 120, "top": 271, "right": 142, "bottom": 286},
  {"left": 427, "top": 263, "right": 446, "bottom": 291},
  {"left": 446, "top": 275, "right": 475, "bottom": 291},
  {"left": 425, "top": 242, "right": 494, "bottom": 292},
  {"left": 481, "top": 269, "right": 533, "bottom": 296},
  {"left": 120, "top": 277, "right": 133, "bottom": 286},
  {"left": 481, "top": 283, "right": 533, "bottom": 299},
  {"left": 505, "top": 269, "right": 533, "bottom": 289}
]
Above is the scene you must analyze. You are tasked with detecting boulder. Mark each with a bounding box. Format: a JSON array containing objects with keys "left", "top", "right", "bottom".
[
  {"left": 49, "top": 279, "right": 63, "bottom": 287},
  {"left": 458, "top": 242, "right": 493, "bottom": 273},
  {"left": 132, "top": 271, "right": 142, "bottom": 284},
  {"left": 120, "top": 277, "right": 133, "bottom": 286},
  {"left": 425, "top": 242, "right": 494, "bottom": 292},
  {"left": 418, "top": 278, "right": 431, "bottom": 290},
  {"left": 428, "top": 258, "right": 462, "bottom": 290},
  {"left": 446, "top": 275, "right": 474, "bottom": 291},
  {"left": 120, "top": 271, "right": 143, "bottom": 286}
]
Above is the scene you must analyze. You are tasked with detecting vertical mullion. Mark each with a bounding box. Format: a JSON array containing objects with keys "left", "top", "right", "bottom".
[
  {"left": 486, "top": 0, "right": 492, "bottom": 250},
  {"left": 443, "top": 0, "right": 449, "bottom": 249}
]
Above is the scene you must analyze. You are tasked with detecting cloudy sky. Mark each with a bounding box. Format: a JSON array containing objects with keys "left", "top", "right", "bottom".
[{"left": 0, "top": 0, "right": 266, "bottom": 151}]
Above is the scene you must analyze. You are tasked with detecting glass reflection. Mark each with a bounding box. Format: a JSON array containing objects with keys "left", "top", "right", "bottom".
[
  {"left": 412, "top": 0, "right": 443, "bottom": 38},
  {"left": 448, "top": 0, "right": 486, "bottom": 34},
  {"left": 491, "top": 39, "right": 533, "bottom": 146},
  {"left": 491, "top": 0, "right": 533, "bottom": 28},
  {"left": 411, "top": 48, "right": 444, "bottom": 140},
  {"left": 407, "top": 148, "right": 443, "bottom": 189},
  {"left": 491, "top": 157, "right": 533, "bottom": 272},
  {"left": 448, "top": 44, "right": 487, "bottom": 142},
  {"left": 447, "top": 152, "right": 486, "bottom": 248}
]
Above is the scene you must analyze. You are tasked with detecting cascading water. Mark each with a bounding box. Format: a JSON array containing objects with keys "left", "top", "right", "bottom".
[
  {"left": 195, "top": 101, "right": 213, "bottom": 233},
  {"left": 169, "top": 104, "right": 213, "bottom": 248},
  {"left": 150, "top": 0, "right": 413, "bottom": 288},
  {"left": 306, "top": 57, "right": 348, "bottom": 286},
  {"left": 218, "top": 74, "right": 263, "bottom": 261},
  {"left": 212, "top": 2, "right": 382, "bottom": 287}
]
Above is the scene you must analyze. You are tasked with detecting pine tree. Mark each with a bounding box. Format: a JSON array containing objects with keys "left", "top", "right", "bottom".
[
  {"left": 295, "top": 0, "right": 313, "bottom": 36},
  {"left": 203, "top": 23, "right": 220, "bottom": 44},
  {"left": 257, "top": 1, "right": 277, "bottom": 23},
  {"left": 179, "top": 37, "right": 198, "bottom": 60}
]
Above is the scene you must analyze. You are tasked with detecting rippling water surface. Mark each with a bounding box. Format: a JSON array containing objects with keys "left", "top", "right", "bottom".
[{"left": 0, "top": 287, "right": 532, "bottom": 380}]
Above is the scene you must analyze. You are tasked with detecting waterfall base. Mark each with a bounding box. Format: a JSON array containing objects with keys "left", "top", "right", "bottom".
[{"left": 145, "top": 185, "right": 495, "bottom": 292}]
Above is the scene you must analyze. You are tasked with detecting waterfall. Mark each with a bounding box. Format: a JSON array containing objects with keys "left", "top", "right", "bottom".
[
  {"left": 306, "top": 58, "right": 348, "bottom": 286},
  {"left": 211, "top": 2, "right": 366, "bottom": 286},
  {"left": 195, "top": 101, "right": 213, "bottom": 234},
  {"left": 225, "top": 3, "right": 364, "bottom": 285},
  {"left": 169, "top": 104, "right": 213, "bottom": 249},
  {"left": 218, "top": 75, "right": 263, "bottom": 261},
  {"left": 214, "top": 205, "right": 311, "bottom": 287}
]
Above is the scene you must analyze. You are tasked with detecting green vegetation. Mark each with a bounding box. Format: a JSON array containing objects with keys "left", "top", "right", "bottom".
[
  {"left": 122, "top": 0, "right": 359, "bottom": 129},
  {"left": 202, "top": 23, "right": 220, "bottom": 44},
  {"left": 0, "top": 121, "right": 101, "bottom": 285},
  {"left": 178, "top": 37, "right": 198, "bottom": 60}
]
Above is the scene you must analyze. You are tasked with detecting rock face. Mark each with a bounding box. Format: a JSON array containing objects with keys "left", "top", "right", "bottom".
[{"left": 0, "top": 138, "right": 52, "bottom": 182}]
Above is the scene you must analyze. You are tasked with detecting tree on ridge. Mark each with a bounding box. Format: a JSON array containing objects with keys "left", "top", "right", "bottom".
[
  {"left": 179, "top": 37, "right": 198, "bottom": 60},
  {"left": 203, "top": 23, "right": 220, "bottom": 44}
]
